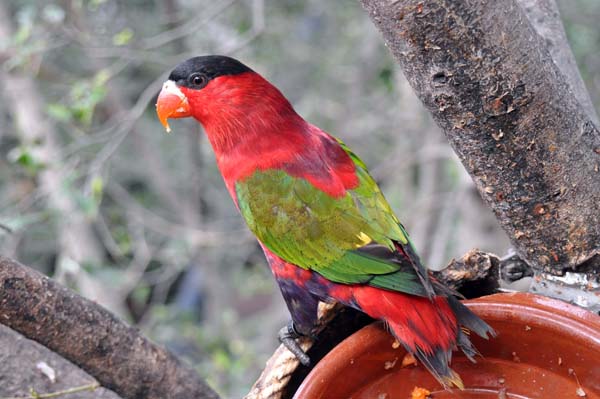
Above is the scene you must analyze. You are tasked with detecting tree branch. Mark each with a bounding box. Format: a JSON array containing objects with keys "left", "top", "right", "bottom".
[
  {"left": 0, "top": 256, "right": 219, "bottom": 399},
  {"left": 359, "top": 0, "right": 600, "bottom": 273}
]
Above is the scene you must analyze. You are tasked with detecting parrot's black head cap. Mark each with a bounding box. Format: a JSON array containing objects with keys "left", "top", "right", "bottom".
[{"left": 169, "top": 55, "right": 253, "bottom": 89}]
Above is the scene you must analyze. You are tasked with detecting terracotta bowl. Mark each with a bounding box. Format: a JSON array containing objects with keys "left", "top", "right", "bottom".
[{"left": 294, "top": 293, "right": 600, "bottom": 398}]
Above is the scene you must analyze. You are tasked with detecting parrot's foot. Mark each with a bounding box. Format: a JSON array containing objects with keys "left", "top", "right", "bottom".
[{"left": 278, "top": 321, "right": 311, "bottom": 367}]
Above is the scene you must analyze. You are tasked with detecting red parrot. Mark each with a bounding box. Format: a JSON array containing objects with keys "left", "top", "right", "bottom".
[{"left": 155, "top": 55, "right": 495, "bottom": 388}]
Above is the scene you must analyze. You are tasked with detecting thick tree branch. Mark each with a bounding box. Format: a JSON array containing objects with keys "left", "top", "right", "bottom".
[
  {"left": 0, "top": 256, "right": 218, "bottom": 399},
  {"left": 359, "top": 0, "right": 600, "bottom": 273}
]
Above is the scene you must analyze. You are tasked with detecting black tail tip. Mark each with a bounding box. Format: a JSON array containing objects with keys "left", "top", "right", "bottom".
[{"left": 415, "top": 346, "right": 465, "bottom": 389}]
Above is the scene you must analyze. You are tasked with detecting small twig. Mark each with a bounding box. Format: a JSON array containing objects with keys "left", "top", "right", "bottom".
[
  {"left": 140, "top": 0, "right": 238, "bottom": 50},
  {"left": 0, "top": 222, "right": 13, "bottom": 233},
  {"left": 85, "top": 70, "right": 168, "bottom": 180},
  {"left": 0, "top": 382, "right": 100, "bottom": 399},
  {"left": 104, "top": 181, "right": 231, "bottom": 245}
]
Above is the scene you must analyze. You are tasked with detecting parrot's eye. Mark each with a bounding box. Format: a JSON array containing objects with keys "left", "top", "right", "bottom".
[{"left": 189, "top": 73, "right": 208, "bottom": 88}]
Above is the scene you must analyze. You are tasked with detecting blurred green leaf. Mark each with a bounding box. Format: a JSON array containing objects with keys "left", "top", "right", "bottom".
[
  {"left": 236, "top": 19, "right": 251, "bottom": 34},
  {"left": 68, "top": 72, "right": 108, "bottom": 126},
  {"left": 130, "top": 284, "right": 151, "bottom": 305},
  {"left": 47, "top": 103, "right": 72, "bottom": 122},
  {"left": 75, "top": 192, "right": 99, "bottom": 218},
  {"left": 112, "top": 225, "right": 132, "bottom": 254},
  {"left": 13, "top": 23, "right": 32, "bottom": 45},
  {"left": 13, "top": 5, "right": 34, "bottom": 45},
  {"left": 91, "top": 176, "right": 104, "bottom": 203},
  {"left": 113, "top": 28, "right": 134, "bottom": 46},
  {"left": 7, "top": 146, "right": 45, "bottom": 175},
  {"left": 213, "top": 348, "right": 232, "bottom": 371},
  {"left": 378, "top": 66, "right": 394, "bottom": 92},
  {"left": 94, "top": 69, "right": 110, "bottom": 86}
]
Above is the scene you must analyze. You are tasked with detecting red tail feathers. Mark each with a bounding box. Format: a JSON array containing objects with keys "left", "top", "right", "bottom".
[{"left": 352, "top": 285, "right": 494, "bottom": 388}]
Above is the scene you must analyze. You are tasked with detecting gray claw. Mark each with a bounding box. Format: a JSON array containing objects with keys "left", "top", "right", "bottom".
[{"left": 278, "top": 321, "right": 311, "bottom": 366}]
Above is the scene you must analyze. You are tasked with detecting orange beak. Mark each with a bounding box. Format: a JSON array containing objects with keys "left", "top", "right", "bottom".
[{"left": 156, "top": 80, "right": 191, "bottom": 133}]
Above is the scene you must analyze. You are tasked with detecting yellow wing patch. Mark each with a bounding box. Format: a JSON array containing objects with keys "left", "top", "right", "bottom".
[{"left": 356, "top": 232, "right": 372, "bottom": 247}]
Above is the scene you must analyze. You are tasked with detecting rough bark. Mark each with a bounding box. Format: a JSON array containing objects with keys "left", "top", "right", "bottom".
[
  {"left": 0, "top": 256, "right": 219, "bottom": 399},
  {"left": 359, "top": 0, "right": 600, "bottom": 274}
]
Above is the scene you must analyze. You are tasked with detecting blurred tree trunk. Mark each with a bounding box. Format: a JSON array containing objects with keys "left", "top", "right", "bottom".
[{"left": 359, "top": 0, "right": 600, "bottom": 276}]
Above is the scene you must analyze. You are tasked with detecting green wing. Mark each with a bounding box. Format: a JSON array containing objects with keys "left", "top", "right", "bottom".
[{"left": 236, "top": 138, "right": 430, "bottom": 296}]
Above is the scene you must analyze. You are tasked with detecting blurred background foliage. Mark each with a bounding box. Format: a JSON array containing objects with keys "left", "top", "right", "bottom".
[{"left": 0, "top": 0, "right": 597, "bottom": 396}]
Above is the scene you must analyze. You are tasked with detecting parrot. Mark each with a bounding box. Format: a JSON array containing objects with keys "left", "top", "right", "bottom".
[{"left": 155, "top": 55, "right": 495, "bottom": 388}]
